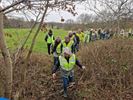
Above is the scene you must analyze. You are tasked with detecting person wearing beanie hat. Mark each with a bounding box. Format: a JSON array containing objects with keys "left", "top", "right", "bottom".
[{"left": 52, "top": 47, "right": 86, "bottom": 97}]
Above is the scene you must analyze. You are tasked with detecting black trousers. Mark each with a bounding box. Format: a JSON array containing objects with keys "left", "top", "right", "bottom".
[{"left": 47, "top": 43, "right": 52, "bottom": 55}]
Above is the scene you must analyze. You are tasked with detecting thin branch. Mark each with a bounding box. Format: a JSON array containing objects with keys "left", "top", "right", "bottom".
[
  {"left": 14, "top": 12, "right": 41, "bottom": 64},
  {"left": 0, "top": 0, "right": 25, "bottom": 13},
  {"left": 26, "top": 0, "right": 49, "bottom": 60}
]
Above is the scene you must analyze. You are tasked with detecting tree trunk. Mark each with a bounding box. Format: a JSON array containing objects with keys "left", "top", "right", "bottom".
[
  {"left": 20, "top": 1, "right": 49, "bottom": 98},
  {"left": 0, "top": 7, "right": 13, "bottom": 98},
  {"left": 20, "top": 13, "right": 40, "bottom": 51},
  {"left": 26, "top": 0, "right": 49, "bottom": 60},
  {"left": 14, "top": 13, "right": 40, "bottom": 64}
]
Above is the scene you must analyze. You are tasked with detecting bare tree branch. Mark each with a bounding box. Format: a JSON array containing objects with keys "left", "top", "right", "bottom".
[
  {"left": 26, "top": 0, "right": 50, "bottom": 60},
  {"left": 0, "top": 0, "right": 25, "bottom": 12}
]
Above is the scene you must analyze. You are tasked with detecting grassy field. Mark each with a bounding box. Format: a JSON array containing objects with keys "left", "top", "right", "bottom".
[{"left": 4, "top": 28, "right": 68, "bottom": 53}]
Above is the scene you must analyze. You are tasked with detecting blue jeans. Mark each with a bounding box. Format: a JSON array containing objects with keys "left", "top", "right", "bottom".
[
  {"left": 54, "top": 57, "right": 59, "bottom": 65},
  {"left": 52, "top": 57, "right": 59, "bottom": 72},
  {"left": 76, "top": 44, "right": 79, "bottom": 51},
  {"left": 62, "top": 76, "right": 74, "bottom": 94},
  {"left": 74, "top": 44, "right": 79, "bottom": 53}
]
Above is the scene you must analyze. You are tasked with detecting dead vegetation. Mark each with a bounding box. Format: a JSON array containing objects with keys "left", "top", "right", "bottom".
[
  {"left": 0, "top": 38, "right": 133, "bottom": 100},
  {"left": 78, "top": 38, "right": 133, "bottom": 100}
]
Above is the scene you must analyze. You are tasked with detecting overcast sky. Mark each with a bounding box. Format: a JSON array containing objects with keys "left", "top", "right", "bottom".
[
  {"left": 0, "top": 0, "right": 93, "bottom": 22},
  {"left": 45, "top": 4, "right": 89, "bottom": 22}
]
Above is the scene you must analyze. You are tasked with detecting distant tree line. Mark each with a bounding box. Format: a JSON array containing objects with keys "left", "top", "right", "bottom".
[
  {"left": 4, "top": 17, "right": 35, "bottom": 28},
  {"left": 3, "top": 14, "right": 133, "bottom": 31}
]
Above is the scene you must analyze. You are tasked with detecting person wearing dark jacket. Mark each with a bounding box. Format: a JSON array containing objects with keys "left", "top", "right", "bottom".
[
  {"left": 52, "top": 47, "right": 86, "bottom": 97},
  {"left": 73, "top": 32, "right": 80, "bottom": 53},
  {"left": 98, "top": 29, "right": 102, "bottom": 40},
  {"left": 45, "top": 29, "right": 55, "bottom": 55},
  {"left": 52, "top": 37, "right": 63, "bottom": 66}
]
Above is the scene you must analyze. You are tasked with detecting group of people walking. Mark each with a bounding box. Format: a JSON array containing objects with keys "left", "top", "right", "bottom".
[
  {"left": 44, "top": 29, "right": 86, "bottom": 97},
  {"left": 45, "top": 29, "right": 85, "bottom": 55},
  {"left": 44, "top": 27, "right": 133, "bottom": 97}
]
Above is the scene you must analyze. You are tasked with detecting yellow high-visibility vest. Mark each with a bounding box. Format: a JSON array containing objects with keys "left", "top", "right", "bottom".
[
  {"left": 59, "top": 54, "right": 76, "bottom": 71},
  {"left": 47, "top": 35, "right": 54, "bottom": 44}
]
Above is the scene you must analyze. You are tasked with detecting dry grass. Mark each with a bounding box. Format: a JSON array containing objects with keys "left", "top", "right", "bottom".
[
  {"left": 0, "top": 38, "right": 133, "bottom": 100},
  {"left": 77, "top": 38, "right": 133, "bottom": 100}
]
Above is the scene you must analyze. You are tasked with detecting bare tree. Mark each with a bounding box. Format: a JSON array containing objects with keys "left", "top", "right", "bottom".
[
  {"left": 0, "top": 6, "right": 13, "bottom": 98},
  {"left": 26, "top": 0, "right": 50, "bottom": 61},
  {"left": 64, "top": 19, "right": 75, "bottom": 30},
  {"left": 14, "top": 12, "right": 40, "bottom": 64},
  {"left": 84, "top": 0, "right": 133, "bottom": 31},
  {"left": 65, "top": 19, "right": 75, "bottom": 24},
  {"left": 77, "top": 13, "right": 93, "bottom": 24},
  {"left": 0, "top": 0, "right": 83, "bottom": 98}
]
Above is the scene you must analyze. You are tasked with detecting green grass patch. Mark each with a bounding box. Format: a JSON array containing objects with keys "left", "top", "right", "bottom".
[{"left": 4, "top": 28, "right": 68, "bottom": 53}]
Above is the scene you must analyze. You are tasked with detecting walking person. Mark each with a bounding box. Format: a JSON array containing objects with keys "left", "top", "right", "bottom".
[
  {"left": 77, "top": 29, "right": 84, "bottom": 43},
  {"left": 45, "top": 29, "right": 55, "bottom": 55},
  {"left": 128, "top": 28, "right": 132, "bottom": 37},
  {"left": 62, "top": 36, "right": 74, "bottom": 53},
  {"left": 52, "top": 37, "right": 63, "bottom": 66},
  {"left": 84, "top": 30, "right": 91, "bottom": 43},
  {"left": 81, "top": 30, "right": 85, "bottom": 43},
  {"left": 73, "top": 32, "right": 80, "bottom": 53},
  {"left": 98, "top": 28, "right": 102, "bottom": 39},
  {"left": 68, "top": 31, "right": 74, "bottom": 41},
  {"left": 52, "top": 47, "right": 86, "bottom": 97}
]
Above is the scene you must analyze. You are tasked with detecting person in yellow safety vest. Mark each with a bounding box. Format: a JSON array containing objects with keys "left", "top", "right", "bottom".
[
  {"left": 84, "top": 30, "right": 91, "bottom": 43},
  {"left": 68, "top": 31, "right": 74, "bottom": 41},
  {"left": 77, "top": 29, "right": 84, "bottom": 43},
  {"left": 62, "top": 36, "right": 74, "bottom": 53},
  {"left": 81, "top": 30, "right": 85, "bottom": 42},
  {"left": 52, "top": 37, "right": 63, "bottom": 66},
  {"left": 68, "top": 31, "right": 76, "bottom": 53},
  {"left": 128, "top": 28, "right": 132, "bottom": 37},
  {"left": 45, "top": 29, "right": 55, "bottom": 55},
  {"left": 52, "top": 47, "right": 86, "bottom": 97}
]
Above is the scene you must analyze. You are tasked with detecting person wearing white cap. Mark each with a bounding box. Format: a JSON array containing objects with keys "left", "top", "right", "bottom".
[{"left": 52, "top": 47, "right": 86, "bottom": 97}]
